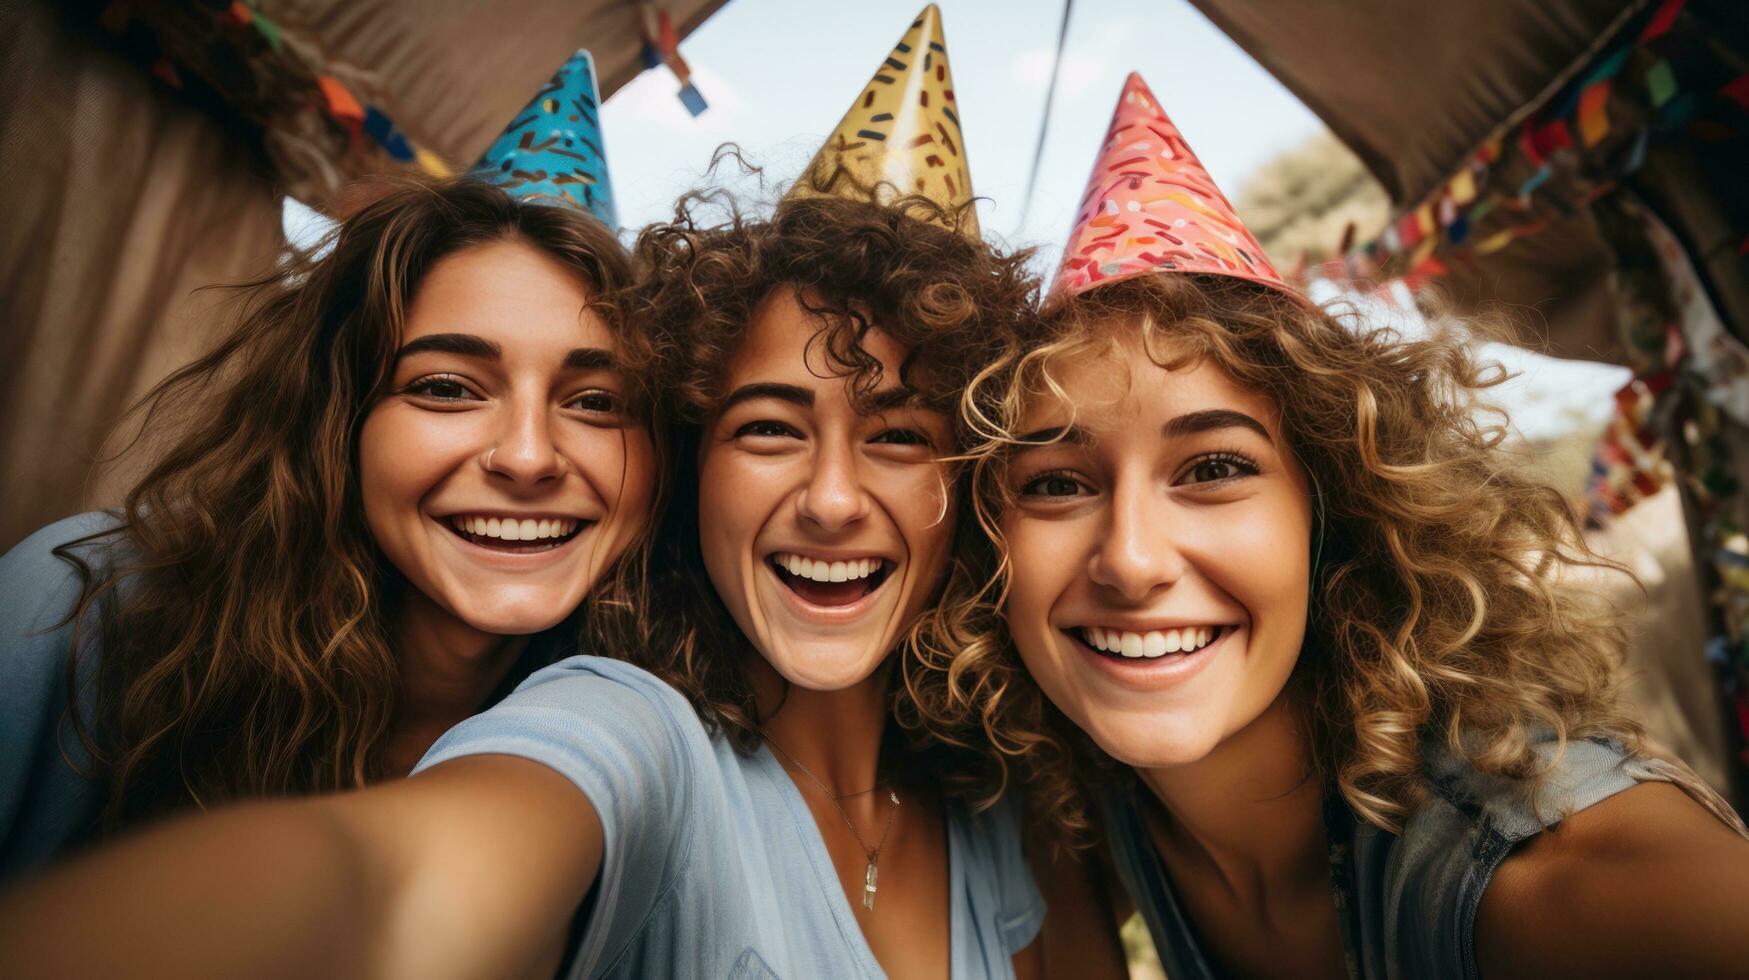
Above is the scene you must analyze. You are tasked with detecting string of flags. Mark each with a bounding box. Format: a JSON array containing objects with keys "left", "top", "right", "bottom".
[
  {"left": 96, "top": 0, "right": 451, "bottom": 207},
  {"left": 638, "top": 2, "right": 709, "bottom": 117},
  {"left": 95, "top": 0, "right": 714, "bottom": 207},
  {"left": 1332, "top": 0, "right": 1748, "bottom": 290}
]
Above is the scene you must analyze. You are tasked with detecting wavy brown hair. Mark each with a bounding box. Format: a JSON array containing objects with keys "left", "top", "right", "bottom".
[
  {"left": 53, "top": 177, "right": 655, "bottom": 832},
  {"left": 914, "top": 272, "right": 1661, "bottom": 838},
  {"left": 606, "top": 193, "right": 1036, "bottom": 799}
]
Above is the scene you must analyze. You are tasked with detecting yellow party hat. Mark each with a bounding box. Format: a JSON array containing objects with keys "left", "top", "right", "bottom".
[{"left": 786, "top": 4, "right": 977, "bottom": 236}]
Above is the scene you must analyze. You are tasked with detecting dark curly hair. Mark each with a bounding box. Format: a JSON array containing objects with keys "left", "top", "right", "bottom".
[{"left": 603, "top": 192, "right": 1038, "bottom": 801}]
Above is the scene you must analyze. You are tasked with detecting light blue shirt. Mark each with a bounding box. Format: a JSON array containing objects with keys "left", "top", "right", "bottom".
[
  {"left": 416, "top": 656, "right": 1045, "bottom": 979},
  {"left": 0, "top": 512, "right": 118, "bottom": 880}
]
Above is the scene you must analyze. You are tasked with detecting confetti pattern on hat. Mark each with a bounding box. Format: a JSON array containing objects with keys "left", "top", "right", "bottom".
[
  {"left": 785, "top": 4, "right": 977, "bottom": 237},
  {"left": 476, "top": 49, "right": 617, "bottom": 227},
  {"left": 1049, "top": 73, "right": 1288, "bottom": 301}
]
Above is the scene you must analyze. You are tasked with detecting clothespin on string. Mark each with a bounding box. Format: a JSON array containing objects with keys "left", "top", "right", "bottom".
[{"left": 639, "top": 2, "right": 709, "bottom": 116}]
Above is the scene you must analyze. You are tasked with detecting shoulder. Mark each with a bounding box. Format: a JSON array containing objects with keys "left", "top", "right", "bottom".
[
  {"left": 0, "top": 512, "right": 127, "bottom": 633},
  {"left": 0, "top": 511, "right": 129, "bottom": 692},
  {"left": 1385, "top": 732, "right": 1749, "bottom": 978},
  {"left": 416, "top": 656, "right": 714, "bottom": 810},
  {"left": 953, "top": 792, "right": 1046, "bottom": 954},
  {"left": 1475, "top": 779, "right": 1749, "bottom": 977}
]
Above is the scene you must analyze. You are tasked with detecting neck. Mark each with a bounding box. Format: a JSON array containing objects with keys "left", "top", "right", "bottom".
[
  {"left": 1136, "top": 692, "right": 1328, "bottom": 902},
  {"left": 749, "top": 654, "right": 892, "bottom": 798},
  {"left": 385, "top": 587, "right": 532, "bottom": 774}
]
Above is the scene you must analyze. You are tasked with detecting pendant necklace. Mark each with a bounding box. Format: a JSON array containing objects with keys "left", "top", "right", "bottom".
[{"left": 761, "top": 733, "right": 900, "bottom": 910}]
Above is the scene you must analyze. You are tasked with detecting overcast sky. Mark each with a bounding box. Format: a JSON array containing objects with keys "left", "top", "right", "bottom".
[
  {"left": 598, "top": 0, "right": 1324, "bottom": 271},
  {"left": 288, "top": 0, "right": 1326, "bottom": 271}
]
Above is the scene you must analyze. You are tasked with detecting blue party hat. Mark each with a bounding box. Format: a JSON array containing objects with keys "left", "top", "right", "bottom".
[{"left": 475, "top": 49, "right": 618, "bottom": 227}]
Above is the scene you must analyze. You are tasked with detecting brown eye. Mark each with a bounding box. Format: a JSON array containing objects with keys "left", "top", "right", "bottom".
[
  {"left": 405, "top": 375, "right": 477, "bottom": 401},
  {"left": 736, "top": 420, "right": 799, "bottom": 439},
  {"left": 1179, "top": 453, "right": 1259, "bottom": 486},
  {"left": 568, "top": 390, "right": 618, "bottom": 414},
  {"left": 870, "top": 428, "right": 931, "bottom": 448},
  {"left": 1019, "top": 472, "right": 1089, "bottom": 499},
  {"left": 1191, "top": 459, "right": 1238, "bottom": 482}
]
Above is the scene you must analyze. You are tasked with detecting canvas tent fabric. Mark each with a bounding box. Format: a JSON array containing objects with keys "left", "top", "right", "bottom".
[
  {"left": 258, "top": 0, "right": 728, "bottom": 200},
  {"left": 1187, "top": 0, "right": 1654, "bottom": 208},
  {"left": 0, "top": 0, "right": 725, "bottom": 552},
  {"left": 0, "top": 2, "right": 286, "bottom": 553},
  {"left": 1189, "top": 0, "right": 1748, "bottom": 364}
]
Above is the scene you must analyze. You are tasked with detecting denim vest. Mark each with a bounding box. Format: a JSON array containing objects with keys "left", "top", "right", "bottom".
[{"left": 1102, "top": 733, "right": 1745, "bottom": 980}]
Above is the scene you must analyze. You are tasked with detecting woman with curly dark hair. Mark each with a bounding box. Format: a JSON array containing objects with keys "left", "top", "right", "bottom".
[
  {"left": 915, "top": 74, "right": 1749, "bottom": 979},
  {"left": 1, "top": 13, "right": 1124, "bottom": 978},
  {"left": 0, "top": 174, "right": 658, "bottom": 879}
]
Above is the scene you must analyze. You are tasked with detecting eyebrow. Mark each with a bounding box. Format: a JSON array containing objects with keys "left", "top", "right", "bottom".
[
  {"left": 1013, "top": 424, "right": 1087, "bottom": 446},
  {"left": 396, "top": 335, "right": 618, "bottom": 373},
  {"left": 1013, "top": 410, "right": 1269, "bottom": 447},
  {"left": 719, "top": 382, "right": 814, "bottom": 412},
  {"left": 866, "top": 386, "right": 923, "bottom": 413},
  {"left": 564, "top": 347, "right": 617, "bottom": 371},
  {"left": 396, "top": 333, "right": 500, "bottom": 361},
  {"left": 1162, "top": 409, "right": 1272, "bottom": 441}
]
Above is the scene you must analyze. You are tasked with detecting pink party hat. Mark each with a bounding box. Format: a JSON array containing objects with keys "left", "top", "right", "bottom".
[{"left": 1049, "top": 73, "right": 1290, "bottom": 301}]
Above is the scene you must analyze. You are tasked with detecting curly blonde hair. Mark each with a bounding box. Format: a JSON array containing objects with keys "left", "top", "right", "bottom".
[{"left": 910, "top": 271, "right": 1652, "bottom": 838}]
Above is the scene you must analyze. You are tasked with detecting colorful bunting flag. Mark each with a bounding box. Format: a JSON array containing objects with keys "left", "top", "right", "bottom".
[
  {"left": 1646, "top": 59, "right": 1679, "bottom": 107},
  {"left": 1579, "top": 81, "right": 1612, "bottom": 146}
]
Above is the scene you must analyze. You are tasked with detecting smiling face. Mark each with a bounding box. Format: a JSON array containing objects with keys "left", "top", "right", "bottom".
[
  {"left": 357, "top": 237, "right": 655, "bottom": 640},
  {"left": 698, "top": 289, "right": 956, "bottom": 692},
  {"left": 1000, "top": 324, "right": 1312, "bottom": 769}
]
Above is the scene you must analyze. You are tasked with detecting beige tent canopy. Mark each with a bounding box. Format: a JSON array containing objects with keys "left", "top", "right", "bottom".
[
  {"left": 0, "top": 0, "right": 726, "bottom": 551},
  {"left": 1192, "top": 0, "right": 1749, "bottom": 364}
]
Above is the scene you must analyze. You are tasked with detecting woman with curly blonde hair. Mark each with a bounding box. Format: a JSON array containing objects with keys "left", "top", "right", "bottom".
[{"left": 915, "top": 76, "right": 1749, "bottom": 979}]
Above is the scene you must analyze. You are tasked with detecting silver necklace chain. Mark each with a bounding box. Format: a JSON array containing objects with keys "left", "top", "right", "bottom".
[{"left": 761, "top": 732, "right": 900, "bottom": 910}]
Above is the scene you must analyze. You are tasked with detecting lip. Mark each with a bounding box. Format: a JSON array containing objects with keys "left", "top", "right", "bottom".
[
  {"left": 764, "top": 556, "right": 897, "bottom": 625},
  {"left": 1062, "top": 624, "right": 1232, "bottom": 692},
  {"left": 764, "top": 548, "right": 898, "bottom": 565},
  {"left": 433, "top": 513, "right": 596, "bottom": 571},
  {"left": 437, "top": 510, "right": 596, "bottom": 523}
]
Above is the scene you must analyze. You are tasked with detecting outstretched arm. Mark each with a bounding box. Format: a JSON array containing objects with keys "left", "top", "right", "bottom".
[
  {"left": 0, "top": 754, "right": 599, "bottom": 980},
  {"left": 1475, "top": 780, "right": 1749, "bottom": 979}
]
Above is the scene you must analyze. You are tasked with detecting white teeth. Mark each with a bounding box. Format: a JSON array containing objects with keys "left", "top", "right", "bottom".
[
  {"left": 1079, "top": 625, "right": 1222, "bottom": 659},
  {"left": 775, "top": 554, "right": 883, "bottom": 584},
  {"left": 452, "top": 516, "right": 580, "bottom": 543}
]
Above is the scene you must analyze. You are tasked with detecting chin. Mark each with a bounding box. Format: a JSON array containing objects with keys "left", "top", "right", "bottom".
[
  {"left": 1080, "top": 712, "right": 1227, "bottom": 771},
  {"left": 448, "top": 591, "right": 577, "bottom": 638},
  {"left": 761, "top": 635, "right": 893, "bottom": 693}
]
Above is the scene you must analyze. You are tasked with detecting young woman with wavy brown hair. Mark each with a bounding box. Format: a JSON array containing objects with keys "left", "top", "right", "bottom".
[
  {"left": 0, "top": 189, "right": 1128, "bottom": 979},
  {"left": 914, "top": 75, "right": 1749, "bottom": 980},
  {"left": 0, "top": 177, "right": 660, "bottom": 878}
]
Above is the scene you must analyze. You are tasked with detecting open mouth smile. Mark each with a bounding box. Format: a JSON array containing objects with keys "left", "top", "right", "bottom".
[
  {"left": 768, "top": 553, "right": 894, "bottom": 609},
  {"left": 1069, "top": 624, "right": 1231, "bottom": 660},
  {"left": 444, "top": 514, "right": 592, "bottom": 554}
]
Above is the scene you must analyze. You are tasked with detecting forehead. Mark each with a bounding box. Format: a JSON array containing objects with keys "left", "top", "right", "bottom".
[
  {"left": 726, "top": 288, "right": 907, "bottom": 389},
  {"left": 404, "top": 238, "right": 614, "bottom": 350},
  {"left": 1021, "top": 323, "right": 1281, "bottom": 436}
]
